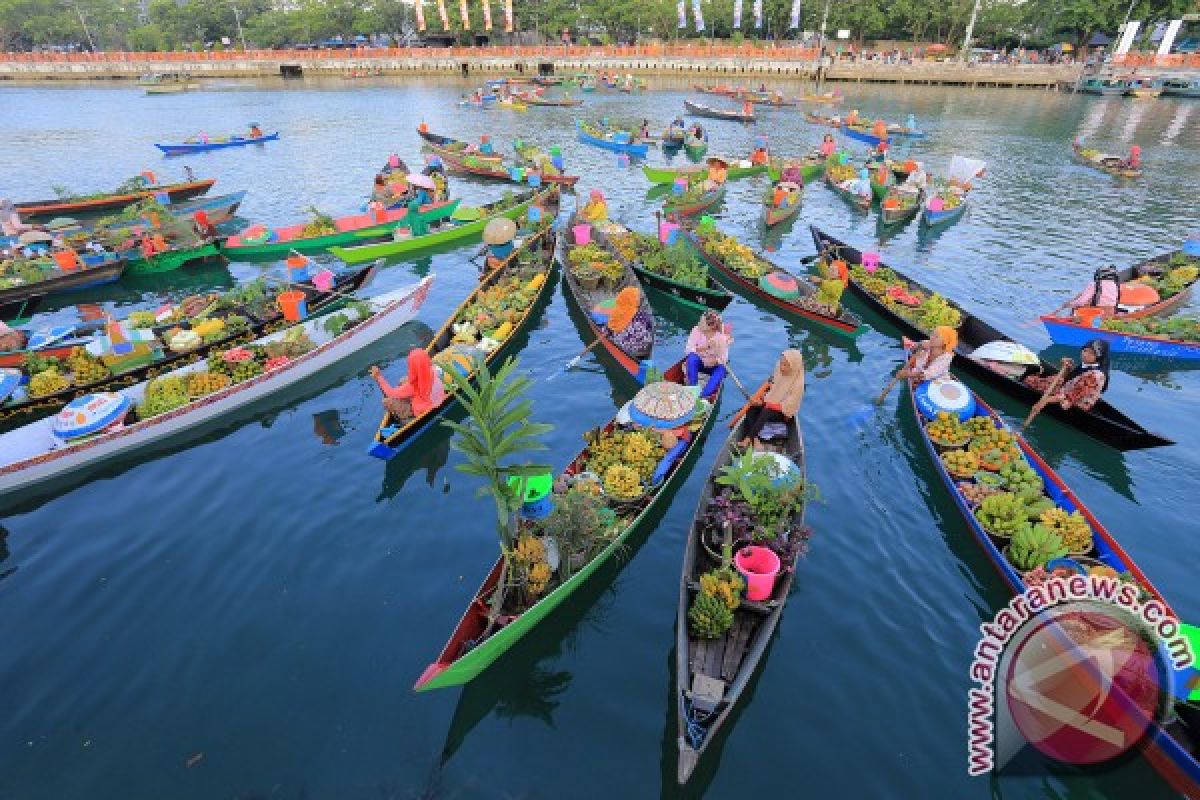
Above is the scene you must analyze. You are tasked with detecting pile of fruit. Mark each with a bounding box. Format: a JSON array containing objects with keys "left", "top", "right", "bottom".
[
  {"left": 698, "top": 567, "right": 745, "bottom": 611},
  {"left": 1038, "top": 507, "right": 1093, "bottom": 553},
  {"left": 941, "top": 449, "right": 979, "bottom": 478},
  {"left": 456, "top": 271, "right": 541, "bottom": 341},
  {"left": 998, "top": 461, "right": 1042, "bottom": 499},
  {"left": 584, "top": 428, "right": 666, "bottom": 503},
  {"left": 566, "top": 242, "right": 623, "bottom": 285},
  {"left": 827, "top": 163, "right": 857, "bottom": 183},
  {"left": 602, "top": 464, "right": 643, "bottom": 500},
  {"left": 848, "top": 263, "right": 962, "bottom": 331},
  {"left": 1008, "top": 524, "right": 1067, "bottom": 572},
  {"left": 926, "top": 411, "right": 969, "bottom": 447},
  {"left": 965, "top": 416, "right": 997, "bottom": 438},
  {"left": 300, "top": 207, "right": 337, "bottom": 237},
  {"left": 513, "top": 534, "right": 554, "bottom": 599},
  {"left": 930, "top": 188, "right": 962, "bottom": 210},
  {"left": 64, "top": 347, "right": 110, "bottom": 385},
  {"left": 968, "top": 427, "right": 1020, "bottom": 471},
  {"left": 185, "top": 370, "right": 231, "bottom": 397},
  {"left": 138, "top": 374, "right": 190, "bottom": 419},
  {"left": 959, "top": 480, "right": 1002, "bottom": 506},
  {"left": 1102, "top": 315, "right": 1200, "bottom": 342},
  {"left": 28, "top": 368, "right": 70, "bottom": 398},
  {"left": 696, "top": 230, "right": 769, "bottom": 279},
  {"left": 689, "top": 591, "right": 734, "bottom": 639},
  {"left": 973, "top": 490, "right": 1055, "bottom": 539}
]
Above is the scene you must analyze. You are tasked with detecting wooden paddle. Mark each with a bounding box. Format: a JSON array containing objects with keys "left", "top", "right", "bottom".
[
  {"left": 565, "top": 337, "right": 604, "bottom": 370},
  {"left": 724, "top": 363, "right": 752, "bottom": 400},
  {"left": 876, "top": 350, "right": 919, "bottom": 405},
  {"left": 1023, "top": 361, "right": 1072, "bottom": 430},
  {"left": 727, "top": 381, "right": 769, "bottom": 430}
]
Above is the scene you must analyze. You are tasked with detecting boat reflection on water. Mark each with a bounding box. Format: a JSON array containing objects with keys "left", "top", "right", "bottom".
[
  {"left": 311, "top": 409, "right": 346, "bottom": 445},
  {"left": 0, "top": 525, "right": 14, "bottom": 585},
  {"left": 378, "top": 426, "right": 452, "bottom": 502}
]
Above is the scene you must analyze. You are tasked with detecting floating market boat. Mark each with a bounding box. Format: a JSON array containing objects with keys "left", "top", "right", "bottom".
[
  {"left": 0, "top": 265, "right": 376, "bottom": 423},
  {"left": 591, "top": 220, "right": 732, "bottom": 312},
  {"left": 1071, "top": 138, "right": 1143, "bottom": 178},
  {"left": 824, "top": 164, "right": 871, "bottom": 212},
  {"left": 1125, "top": 77, "right": 1163, "bottom": 98},
  {"left": 809, "top": 227, "right": 1172, "bottom": 449},
  {"left": 804, "top": 112, "right": 924, "bottom": 141},
  {"left": 903, "top": 365, "right": 1200, "bottom": 800},
  {"left": 331, "top": 186, "right": 556, "bottom": 264},
  {"left": 739, "top": 91, "right": 799, "bottom": 107},
  {"left": 661, "top": 127, "right": 687, "bottom": 148},
  {"left": 140, "top": 72, "right": 197, "bottom": 94},
  {"left": 1038, "top": 250, "right": 1200, "bottom": 348},
  {"left": 921, "top": 184, "right": 968, "bottom": 227},
  {"left": 414, "top": 366, "right": 722, "bottom": 691},
  {"left": 1162, "top": 77, "right": 1200, "bottom": 98},
  {"left": 675, "top": 392, "right": 808, "bottom": 784},
  {"left": 1041, "top": 316, "right": 1200, "bottom": 361},
  {"left": 692, "top": 84, "right": 743, "bottom": 98},
  {"left": 562, "top": 217, "right": 657, "bottom": 379},
  {"left": 120, "top": 241, "right": 222, "bottom": 276},
  {"left": 642, "top": 160, "right": 766, "bottom": 185},
  {"left": 762, "top": 183, "right": 803, "bottom": 227},
  {"left": 416, "top": 129, "right": 505, "bottom": 163},
  {"left": 798, "top": 91, "right": 841, "bottom": 104},
  {"left": 684, "top": 99, "right": 755, "bottom": 123},
  {"left": 219, "top": 199, "right": 460, "bottom": 259},
  {"left": 684, "top": 134, "right": 709, "bottom": 160},
  {"left": 576, "top": 121, "right": 650, "bottom": 156},
  {"left": 664, "top": 185, "right": 725, "bottom": 217},
  {"left": 519, "top": 92, "right": 583, "bottom": 107},
  {"left": 879, "top": 185, "right": 922, "bottom": 226},
  {"left": 766, "top": 154, "right": 829, "bottom": 184},
  {"left": 687, "top": 225, "right": 865, "bottom": 337},
  {"left": 0, "top": 275, "right": 433, "bottom": 504},
  {"left": 1076, "top": 76, "right": 1126, "bottom": 96},
  {"left": 366, "top": 227, "right": 558, "bottom": 460},
  {"left": 15, "top": 179, "right": 216, "bottom": 221},
  {"left": 155, "top": 132, "right": 280, "bottom": 156},
  {"left": 867, "top": 163, "right": 894, "bottom": 201},
  {"left": 165, "top": 191, "right": 247, "bottom": 226},
  {"left": 433, "top": 145, "right": 580, "bottom": 187},
  {"left": 0, "top": 251, "right": 126, "bottom": 319}
]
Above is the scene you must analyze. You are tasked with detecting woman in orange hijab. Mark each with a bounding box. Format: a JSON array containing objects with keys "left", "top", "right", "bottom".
[
  {"left": 739, "top": 350, "right": 804, "bottom": 448},
  {"left": 370, "top": 348, "right": 446, "bottom": 422},
  {"left": 897, "top": 325, "right": 957, "bottom": 383},
  {"left": 607, "top": 287, "right": 654, "bottom": 358}
]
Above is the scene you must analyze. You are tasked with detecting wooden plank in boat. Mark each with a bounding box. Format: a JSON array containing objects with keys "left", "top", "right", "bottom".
[{"left": 722, "top": 615, "right": 754, "bottom": 681}]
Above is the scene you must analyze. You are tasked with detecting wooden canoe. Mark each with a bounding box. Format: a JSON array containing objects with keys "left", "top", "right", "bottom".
[
  {"left": 0, "top": 255, "right": 126, "bottom": 314},
  {"left": 761, "top": 183, "right": 803, "bottom": 227},
  {"left": 676, "top": 398, "right": 807, "bottom": 784},
  {"left": 1072, "top": 139, "right": 1143, "bottom": 178},
  {"left": 414, "top": 361, "right": 723, "bottom": 691},
  {"left": 904, "top": 365, "right": 1199, "bottom": 799},
  {"left": 823, "top": 168, "right": 871, "bottom": 212},
  {"left": 576, "top": 121, "right": 650, "bottom": 156},
  {"left": 366, "top": 226, "right": 559, "bottom": 460},
  {"left": 16, "top": 179, "right": 216, "bottom": 221},
  {"left": 683, "top": 99, "right": 755, "bottom": 123},
  {"left": 809, "top": 226, "right": 1172, "bottom": 450},
  {"left": 416, "top": 128, "right": 504, "bottom": 162},
  {"left": 664, "top": 185, "right": 725, "bottom": 217},
  {"left": 431, "top": 145, "right": 580, "bottom": 187},
  {"left": 591, "top": 220, "right": 732, "bottom": 312},
  {"left": 686, "top": 227, "right": 866, "bottom": 337},
  {"left": 155, "top": 132, "right": 279, "bottom": 156},
  {"left": 879, "top": 186, "right": 922, "bottom": 226}
]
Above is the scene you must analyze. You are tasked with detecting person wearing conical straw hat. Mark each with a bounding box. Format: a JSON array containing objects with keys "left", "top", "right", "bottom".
[{"left": 482, "top": 216, "right": 517, "bottom": 270}]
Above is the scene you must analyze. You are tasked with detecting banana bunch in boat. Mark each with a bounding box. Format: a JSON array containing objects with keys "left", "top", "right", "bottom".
[
  {"left": 1038, "top": 507, "right": 1092, "bottom": 553},
  {"left": 689, "top": 591, "right": 734, "bottom": 639}
]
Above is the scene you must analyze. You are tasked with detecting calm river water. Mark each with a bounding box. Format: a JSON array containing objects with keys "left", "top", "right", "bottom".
[{"left": 0, "top": 77, "right": 1197, "bottom": 799}]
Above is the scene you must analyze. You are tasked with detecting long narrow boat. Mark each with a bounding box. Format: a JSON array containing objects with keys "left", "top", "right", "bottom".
[
  {"left": 1039, "top": 250, "right": 1200, "bottom": 342},
  {"left": 576, "top": 121, "right": 650, "bottom": 156},
  {"left": 920, "top": 185, "right": 969, "bottom": 227},
  {"left": 219, "top": 199, "right": 460, "bottom": 259},
  {"left": 804, "top": 112, "right": 924, "bottom": 140},
  {"left": 155, "top": 132, "right": 280, "bottom": 156},
  {"left": 591, "top": 220, "right": 732, "bottom": 312},
  {"left": 684, "top": 135, "right": 709, "bottom": 161},
  {"left": 642, "top": 161, "right": 766, "bottom": 185},
  {"left": 366, "top": 226, "right": 558, "bottom": 460},
  {"left": 676, "top": 393, "right": 807, "bottom": 784},
  {"left": 431, "top": 144, "right": 580, "bottom": 187},
  {"left": 661, "top": 127, "right": 687, "bottom": 148},
  {"left": 664, "top": 185, "right": 725, "bottom": 217},
  {"left": 904, "top": 366, "right": 1200, "bottom": 799},
  {"left": 1, "top": 265, "right": 376, "bottom": 423},
  {"left": 766, "top": 154, "right": 828, "bottom": 184},
  {"left": 0, "top": 276, "right": 433, "bottom": 505},
  {"left": 164, "top": 191, "right": 247, "bottom": 226},
  {"left": 824, "top": 165, "right": 871, "bottom": 212},
  {"left": 693, "top": 84, "right": 743, "bottom": 98},
  {"left": 868, "top": 163, "right": 894, "bottom": 201},
  {"left": 761, "top": 182, "right": 803, "bottom": 227},
  {"left": 414, "top": 364, "right": 722, "bottom": 691},
  {"left": 879, "top": 185, "right": 922, "bottom": 226},
  {"left": 810, "top": 227, "right": 1172, "bottom": 449},
  {"left": 562, "top": 218, "right": 656, "bottom": 379},
  {"left": 1071, "top": 139, "right": 1143, "bottom": 178},
  {"left": 0, "top": 254, "right": 126, "bottom": 318},
  {"left": 417, "top": 129, "right": 504, "bottom": 163},
  {"left": 1041, "top": 315, "right": 1200, "bottom": 361},
  {"left": 520, "top": 93, "right": 583, "bottom": 107},
  {"left": 16, "top": 179, "right": 216, "bottom": 221},
  {"left": 331, "top": 186, "right": 555, "bottom": 264},
  {"left": 120, "top": 241, "right": 223, "bottom": 276},
  {"left": 684, "top": 99, "right": 755, "bottom": 123},
  {"left": 687, "top": 226, "right": 866, "bottom": 337}
]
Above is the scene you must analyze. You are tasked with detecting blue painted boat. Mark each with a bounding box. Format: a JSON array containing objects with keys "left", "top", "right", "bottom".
[
  {"left": 920, "top": 193, "right": 968, "bottom": 227},
  {"left": 576, "top": 121, "right": 650, "bottom": 156},
  {"left": 906, "top": 368, "right": 1200, "bottom": 800},
  {"left": 155, "top": 132, "right": 279, "bottom": 156},
  {"left": 843, "top": 127, "right": 884, "bottom": 148},
  {"left": 1041, "top": 316, "right": 1200, "bottom": 361}
]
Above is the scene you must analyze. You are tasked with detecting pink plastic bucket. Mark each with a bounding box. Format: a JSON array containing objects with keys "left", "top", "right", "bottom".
[
  {"left": 734, "top": 546, "right": 781, "bottom": 602},
  {"left": 659, "top": 221, "right": 680, "bottom": 245},
  {"left": 927, "top": 196, "right": 945, "bottom": 212},
  {"left": 572, "top": 224, "right": 592, "bottom": 245},
  {"left": 862, "top": 252, "right": 881, "bottom": 273},
  {"left": 311, "top": 269, "right": 335, "bottom": 292}
]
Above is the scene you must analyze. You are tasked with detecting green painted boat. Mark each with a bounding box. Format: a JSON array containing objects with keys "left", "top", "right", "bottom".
[
  {"left": 219, "top": 199, "right": 460, "bottom": 260},
  {"left": 868, "top": 163, "right": 894, "bottom": 201},
  {"left": 664, "top": 185, "right": 725, "bottom": 217},
  {"left": 641, "top": 161, "right": 766, "bottom": 185},
  {"left": 329, "top": 187, "right": 554, "bottom": 264},
  {"left": 123, "top": 241, "right": 223, "bottom": 275},
  {"left": 684, "top": 135, "right": 708, "bottom": 160},
  {"left": 766, "top": 154, "right": 831, "bottom": 184},
  {"left": 413, "top": 363, "right": 722, "bottom": 691}
]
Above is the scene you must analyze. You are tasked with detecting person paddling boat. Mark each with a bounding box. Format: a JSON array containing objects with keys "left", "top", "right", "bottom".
[
  {"left": 684, "top": 311, "right": 730, "bottom": 399},
  {"left": 739, "top": 350, "right": 804, "bottom": 449},
  {"left": 1023, "top": 340, "right": 1111, "bottom": 412}
]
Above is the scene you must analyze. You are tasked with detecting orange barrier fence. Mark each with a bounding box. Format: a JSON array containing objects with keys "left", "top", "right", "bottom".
[{"left": 1111, "top": 52, "right": 1200, "bottom": 67}]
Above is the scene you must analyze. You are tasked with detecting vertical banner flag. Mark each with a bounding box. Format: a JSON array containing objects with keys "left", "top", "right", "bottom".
[
  {"left": 504, "top": 0, "right": 513, "bottom": 32},
  {"left": 693, "top": 0, "right": 705, "bottom": 31},
  {"left": 733, "top": 0, "right": 743, "bottom": 29},
  {"left": 437, "top": 0, "right": 450, "bottom": 30},
  {"left": 482, "top": 0, "right": 492, "bottom": 30},
  {"left": 415, "top": 0, "right": 426, "bottom": 32},
  {"left": 1157, "top": 19, "right": 1183, "bottom": 55},
  {"left": 460, "top": 0, "right": 471, "bottom": 29},
  {"left": 1115, "top": 20, "right": 1140, "bottom": 56},
  {"left": 788, "top": 0, "right": 801, "bottom": 29},
  {"left": 754, "top": 0, "right": 762, "bottom": 28},
  {"left": 678, "top": 0, "right": 687, "bottom": 28}
]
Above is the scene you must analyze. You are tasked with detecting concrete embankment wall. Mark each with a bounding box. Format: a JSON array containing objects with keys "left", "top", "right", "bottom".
[{"left": 0, "top": 52, "right": 1081, "bottom": 89}]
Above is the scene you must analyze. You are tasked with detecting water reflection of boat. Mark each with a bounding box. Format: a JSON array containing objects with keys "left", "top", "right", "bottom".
[
  {"left": 377, "top": 426, "right": 451, "bottom": 502},
  {"left": 311, "top": 410, "right": 346, "bottom": 445}
]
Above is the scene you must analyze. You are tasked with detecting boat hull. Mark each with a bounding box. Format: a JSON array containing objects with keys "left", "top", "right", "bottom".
[
  {"left": 664, "top": 186, "right": 725, "bottom": 217},
  {"left": 763, "top": 201, "right": 800, "bottom": 227},
  {"left": 683, "top": 99, "right": 755, "bottom": 123},
  {"left": 642, "top": 163, "right": 765, "bottom": 185},
  {"left": 921, "top": 200, "right": 967, "bottom": 227},
  {"left": 155, "top": 132, "right": 280, "bottom": 156},
  {"left": 591, "top": 222, "right": 732, "bottom": 312},
  {"left": 1040, "top": 316, "right": 1200, "bottom": 361},
  {"left": 122, "top": 242, "right": 223, "bottom": 276},
  {"left": 0, "top": 259, "right": 126, "bottom": 310},
  {"left": 16, "top": 179, "right": 216, "bottom": 220},
  {"left": 576, "top": 122, "right": 650, "bottom": 155}
]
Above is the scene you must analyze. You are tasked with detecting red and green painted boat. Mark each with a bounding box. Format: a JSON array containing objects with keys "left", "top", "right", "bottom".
[
  {"left": 642, "top": 160, "right": 766, "bottom": 185},
  {"left": 16, "top": 179, "right": 216, "bottom": 221},
  {"left": 664, "top": 184, "right": 725, "bottom": 217},
  {"left": 432, "top": 144, "right": 580, "bottom": 187},
  {"left": 121, "top": 241, "right": 223, "bottom": 276},
  {"left": 685, "top": 225, "right": 866, "bottom": 337},
  {"left": 414, "top": 362, "right": 722, "bottom": 691},
  {"left": 219, "top": 199, "right": 460, "bottom": 260}
]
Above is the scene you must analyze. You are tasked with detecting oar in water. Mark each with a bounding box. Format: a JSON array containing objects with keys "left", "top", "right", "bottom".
[
  {"left": 876, "top": 350, "right": 918, "bottom": 405},
  {"left": 564, "top": 337, "right": 605, "bottom": 370},
  {"left": 727, "top": 380, "right": 769, "bottom": 430},
  {"left": 1023, "top": 361, "right": 1072, "bottom": 431},
  {"left": 724, "top": 363, "right": 752, "bottom": 400},
  {"left": 846, "top": 347, "right": 917, "bottom": 432}
]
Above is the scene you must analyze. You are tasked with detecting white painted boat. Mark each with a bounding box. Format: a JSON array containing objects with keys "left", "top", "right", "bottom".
[{"left": 0, "top": 276, "right": 434, "bottom": 503}]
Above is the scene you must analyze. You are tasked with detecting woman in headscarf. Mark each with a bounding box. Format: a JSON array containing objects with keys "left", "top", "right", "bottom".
[
  {"left": 1023, "top": 340, "right": 1110, "bottom": 412},
  {"left": 871, "top": 119, "right": 888, "bottom": 141},
  {"left": 684, "top": 311, "right": 730, "bottom": 399},
  {"left": 581, "top": 189, "right": 608, "bottom": 223},
  {"left": 1123, "top": 145, "right": 1142, "bottom": 170},
  {"left": 1050, "top": 266, "right": 1120, "bottom": 317},
  {"left": 0, "top": 199, "right": 35, "bottom": 237},
  {"left": 739, "top": 350, "right": 805, "bottom": 449},
  {"left": 370, "top": 348, "right": 445, "bottom": 422},
  {"left": 607, "top": 287, "right": 654, "bottom": 358},
  {"left": 896, "top": 325, "right": 957, "bottom": 383},
  {"left": 819, "top": 133, "right": 837, "bottom": 158}
]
